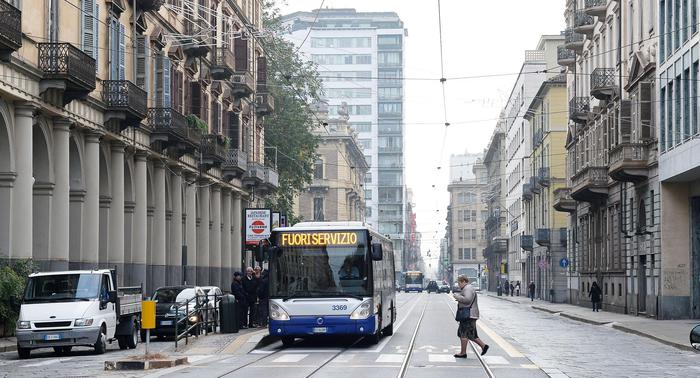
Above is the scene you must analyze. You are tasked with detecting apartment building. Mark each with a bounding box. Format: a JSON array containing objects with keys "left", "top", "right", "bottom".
[
  {"left": 561, "top": 0, "right": 660, "bottom": 316},
  {"left": 295, "top": 102, "right": 368, "bottom": 222},
  {"left": 523, "top": 74, "right": 569, "bottom": 302},
  {"left": 450, "top": 151, "right": 482, "bottom": 182},
  {"left": 657, "top": 0, "right": 700, "bottom": 319},
  {"left": 482, "top": 119, "right": 508, "bottom": 292},
  {"left": 281, "top": 9, "right": 407, "bottom": 268},
  {"left": 447, "top": 159, "right": 488, "bottom": 288},
  {"left": 0, "top": 0, "right": 277, "bottom": 293}
]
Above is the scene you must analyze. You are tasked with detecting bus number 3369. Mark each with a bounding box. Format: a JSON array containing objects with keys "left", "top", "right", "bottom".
[{"left": 332, "top": 305, "right": 348, "bottom": 311}]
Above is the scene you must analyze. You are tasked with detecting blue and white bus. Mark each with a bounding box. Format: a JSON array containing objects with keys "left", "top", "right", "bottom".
[
  {"left": 404, "top": 271, "right": 424, "bottom": 292},
  {"left": 265, "top": 222, "right": 396, "bottom": 346}
]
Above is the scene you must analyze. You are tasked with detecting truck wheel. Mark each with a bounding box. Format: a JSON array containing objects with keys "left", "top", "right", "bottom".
[
  {"left": 94, "top": 328, "right": 107, "bottom": 355},
  {"left": 17, "top": 347, "right": 30, "bottom": 359},
  {"left": 127, "top": 325, "right": 138, "bottom": 349}
]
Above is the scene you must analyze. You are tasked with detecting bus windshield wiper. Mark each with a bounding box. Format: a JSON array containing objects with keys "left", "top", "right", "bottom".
[
  {"left": 282, "top": 292, "right": 365, "bottom": 301},
  {"left": 324, "top": 293, "right": 364, "bottom": 301}
]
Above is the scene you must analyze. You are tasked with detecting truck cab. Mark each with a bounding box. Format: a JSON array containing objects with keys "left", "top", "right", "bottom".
[{"left": 15, "top": 269, "right": 141, "bottom": 359}]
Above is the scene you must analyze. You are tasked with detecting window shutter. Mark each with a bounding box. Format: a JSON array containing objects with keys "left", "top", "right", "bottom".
[
  {"left": 228, "top": 111, "right": 240, "bottom": 148},
  {"left": 155, "top": 55, "right": 163, "bottom": 106},
  {"left": 119, "top": 23, "right": 126, "bottom": 80},
  {"left": 640, "top": 81, "right": 653, "bottom": 140},
  {"left": 172, "top": 69, "right": 182, "bottom": 113},
  {"left": 136, "top": 35, "right": 147, "bottom": 89},
  {"left": 163, "top": 56, "right": 171, "bottom": 107},
  {"left": 82, "top": 0, "right": 95, "bottom": 57},
  {"left": 234, "top": 36, "right": 248, "bottom": 71},
  {"left": 620, "top": 100, "right": 632, "bottom": 144},
  {"left": 109, "top": 17, "right": 119, "bottom": 79},
  {"left": 257, "top": 56, "right": 267, "bottom": 89},
  {"left": 94, "top": 4, "right": 99, "bottom": 71},
  {"left": 190, "top": 81, "right": 202, "bottom": 116}
]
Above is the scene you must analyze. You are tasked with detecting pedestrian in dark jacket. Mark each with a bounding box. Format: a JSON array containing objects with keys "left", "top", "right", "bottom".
[
  {"left": 589, "top": 281, "right": 602, "bottom": 312},
  {"left": 257, "top": 270, "right": 269, "bottom": 327},
  {"left": 231, "top": 272, "right": 248, "bottom": 329},
  {"left": 242, "top": 267, "right": 259, "bottom": 327},
  {"left": 528, "top": 281, "right": 536, "bottom": 301},
  {"left": 509, "top": 282, "right": 515, "bottom": 297}
]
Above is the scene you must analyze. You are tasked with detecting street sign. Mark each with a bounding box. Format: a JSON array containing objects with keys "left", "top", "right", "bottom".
[
  {"left": 560, "top": 258, "right": 570, "bottom": 268},
  {"left": 245, "top": 208, "right": 271, "bottom": 246}
]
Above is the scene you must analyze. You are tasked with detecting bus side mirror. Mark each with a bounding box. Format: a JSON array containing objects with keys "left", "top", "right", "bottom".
[
  {"left": 691, "top": 324, "right": 700, "bottom": 350},
  {"left": 371, "top": 243, "right": 383, "bottom": 261}
]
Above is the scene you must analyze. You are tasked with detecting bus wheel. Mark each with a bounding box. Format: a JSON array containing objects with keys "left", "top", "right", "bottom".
[
  {"left": 281, "top": 337, "right": 295, "bottom": 347},
  {"left": 367, "top": 330, "right": 381, "bottom": 345},
  {"left": 383, "top": 322, "right": 394, "bottom": 336}
]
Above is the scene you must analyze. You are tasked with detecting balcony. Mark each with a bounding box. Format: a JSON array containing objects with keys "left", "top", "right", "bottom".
[
  {"left": 522, "top": 183, "right": 533, "bottom": 201},
  {"left": 0, "top": 0, "right": 21, "bottom": 61},
  {"left": 564, "top": 28, "right": 585, "bottom": 52},
  {"left": 573, "top": 10, "right": 595, "bottom": 36},
  {"left": 530, "top": 176, "right": 541, "bottom": 194},
  {"left": 553, "top": 188, "right": 577, "bottom": 213},
  {"left": 138, "top": 0, "right": 165, "bottom": 12},
  {"left": 222, "top": 148, "right": 247, "bottom": 180},
  {"left": 38, "top": 43, "right": 96, "bottom": 106},
  {"left": 557, "top": 46, "right": 575, "bottom": 68},
  {"left": 521, "top": 235, "right": 534, "bottom": 251},
  {"left": 149, "top": 108, "right": 198, "bottom": 155},
  {"left": 200, "top": 134, "right": 226, "bottom": 169},
  {"left": 538, "top": 167, "right": 550, "bottom": 187},
  {"left": 559, "top": 228, "right": 568, "bottom": 247},
  {"left": 533, "top": 128, "right": 543, "bottom": 148},
  {"left": 569, "top": 97, "right": 590, "bottom": 124},
  {"left": 243, "top": 161, "right": 265, "bottom": 187},
  {"left": 536, "top": 228, "right": 551, "bottom": 246},
  {"left": 255, "top": 92, "right": 275, "bottom": 115},
  {"left": 103, "top": 80, "right": 147, "bottom": 129},
  {"left": 211, "top": 47, "right": 235, "bottom": 80},
  {"left": 584, "top": 0, "right": 608, "bottom": 18},
  {"left": 608, "top": 142, "right": 650, "bottom": 182},
  {"left": 231, "top": 71, "right": 255, "bottom": 98},
  {"left": 571, "top": 166, "right": 608, "bottom": 202},
  {"left": 492, "top": 237, "right": 508, "bottom": 254},
  {"left": 590, "top": 68, "right": 617, "bottom": 100},
  {"left": 183, "top": 20, "right": 211, "bottom": 58},
  {"left": 259, "top": 166, "right": 279, "bottom": 193}
]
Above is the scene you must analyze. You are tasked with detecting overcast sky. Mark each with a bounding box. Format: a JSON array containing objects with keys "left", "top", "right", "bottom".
[{"left": 278, "top": 0, "right": 565, "bottom": 274}]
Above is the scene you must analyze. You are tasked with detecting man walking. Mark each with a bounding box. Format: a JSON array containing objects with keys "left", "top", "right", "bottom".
[
  {"left": 242, "top": 267, "right": 259, "bottom": 327},
  {"left": 528, "top": 281, "right": 536, "bottom": 301},
  {"left": 230, "top": 272, "right": 248, "bottom": 329}
]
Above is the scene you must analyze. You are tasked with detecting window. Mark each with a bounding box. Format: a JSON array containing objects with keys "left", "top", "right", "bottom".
[
  {"left": 378, "top": 35, "right": 401, "bottom": 46},
  {"left": 378, "top": 52, "right": 401, "bottom": 65},
  {"left": 458, "top": 229, "right": 464, "bottom": 240},
  {"left": 660, "top": 86, "right": 666, "bottom": 151},
  {"left": 365, "top": 172, "right": 372, "bottom": 183},
  {"left": 109, "top": 17, "right": 126, "bottom": 80},
  {"left": 378, "top": 87, "right": 402, "bottom": 100},
  {"left": 358, "top": 139, "right": 372, "bottom": 150},
  {"left": 379, "top": 103, "right": 402, "bottom": 115},
  {"left": 310, "top": 37, "right": 371, "bottom": 48},
  {"left": 329, "top": 105, "right": 372, "bottom": 116},
  {"left": 324, "top": 88, "right": 372, "bottom": 98},
  {"left": 364, "top": 190, "right": 372, "bottom": 200},
  {"left": 366, "top": 207, "right": 372, "bottom": 217},
  {"left": 311, "top": 54, "right": 372, "bottom": 65},
  {"left": 314, "top": 159, "right": 323, "bottom": 179},
  {"left": 352, "top": 122, "right": 372, "bottom": 133},
  {"left": 81, "top": 0, "right": 99, "bottom": 67},
  {"left": 684, "top": 68, "right": 691, "bottom": 140},
  {"left": 619, "top": 283, "right": 622, "bottom": 296},
  {"left": 319, "top": 71, "right": 372, "bottom": 81},
  {"left": 313, "top": 198, "right": 324, "bottom": 221}
]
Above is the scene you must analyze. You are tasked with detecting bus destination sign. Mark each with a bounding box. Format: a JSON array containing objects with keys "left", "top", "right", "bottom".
[{"left": 279, "top": 231, "right": 362, "bottom": 247}]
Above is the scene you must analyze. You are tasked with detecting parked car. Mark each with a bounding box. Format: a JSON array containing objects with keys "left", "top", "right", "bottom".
[
  {"left": 200, "top": 286, "right": 222, "bottom": 332},
  {"left": 15, "top": 269, "right": 141, "bottom": 359},
  {"left": 143, "top": 286, "right": 207, "bottom": 341},
  {"left": 438, "top": 282, "right": 451, "bottom": 293},
  {"left": 426, "top": 280, "right": 439, "bottom": 293},
  {"left": 691, "top": 325, "right": 700, "bottom": 350}
]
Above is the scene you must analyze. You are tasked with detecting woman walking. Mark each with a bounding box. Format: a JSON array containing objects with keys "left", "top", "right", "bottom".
[
  {"left": 452, "top": 275, "right": 489, "bottom": 358},
  {"left": 589, "top": 281, "right": 602, "bottom": 312}
]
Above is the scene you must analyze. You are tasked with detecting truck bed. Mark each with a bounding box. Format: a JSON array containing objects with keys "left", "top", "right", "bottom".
[{"left": 118, "top": 286, "right": 142, "bottom": 316}]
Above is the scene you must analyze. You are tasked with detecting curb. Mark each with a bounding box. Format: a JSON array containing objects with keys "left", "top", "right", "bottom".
[
  {"left": 612, "top": 324, "right": 697, "bottom": 353},
  {"left": 254, "top": 334, "right": 278, "bottom": 349},
  {"left": 531, "top": 305, "right": 561, "bottom": 315},
  {"left": 558, "top": 312, "right": 610, "bottom": 326},
  {"left": 0, "top": 344, "right": 16, "bottom": 353}
]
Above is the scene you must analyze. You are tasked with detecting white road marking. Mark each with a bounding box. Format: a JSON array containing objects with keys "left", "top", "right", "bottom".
[
  {"left": 281, "top": 349, "right": 341, "bottom": 353},
  {"left": 482, "top": 356, "right": 510, "bottom": 365},
  {"left": 250, "top": 350, "right": 275, "bottom": 354},
  {"left": 272, "top": 353, "right": 308, "bottom": 363},
  {"left": 186, "top": 354, "right": 215, "bottom": 363},
  {"left": 428, "top": 354, "right": 457, "bottom": 363},
  {"left": 359, "top": 295, "right": 423, "bottom": 353},
  {"left": 477, "top": 321, "right": 525, "bottom": 358},
  {"left": 330, "top": 353, "right": 355, "bottom": 363},
  {"left": 376, "top": 353, "right": 404, "bottom": 363},
  {"left": 23, "top": 357, "right": 73, "bottom": 367},
  {"left": 521, "top": 364, "right": 540, "bottom": 369}
]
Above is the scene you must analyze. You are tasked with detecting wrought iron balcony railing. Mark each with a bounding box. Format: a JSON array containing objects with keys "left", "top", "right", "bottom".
[
  {"left": 523, "top": 183, "right": 533, "bottom": 201},
  {"left": 222, "top": 148, "right": 247, "bottom": 180},
  {"left": 571, "top": 166, "right": 609, "bottom": 201},
  {"left": 255, "top": 92, "right": 275, "bottom": 115},
  {"left": 608, "top": 142, "right": 650, "bottom": 182},
  {"left": 557, "top": 45, "right": 576, "bottom": 67},
  {"left": 492, "top": 237, "right": 508, "bottom": 254},
  {"left": 530, "top": 176, "right": 541, "bottom": 194},
  {"left": 212, "top": 47, "right": 235, "bottom": 80},
  {"left": 553, "top": 188, "right": 577, "bottom": 213},
  {"left": 231, "top": 71, "right": 255, "bottom": 98},
  {"left": 521, "top": 235, "right": 534, "bottom": 251},
  {"left": 584, "top": 0, "right": 608, "bottom": 17},
  {"left": 38, "top": 43, "right": 96, "bottom": 101},
  {"left": 264, "top": 167, "right": 279, "bottom": 189},
  {"left": 564, "top": 28, "right": 584, "bottom": 51},
  {"left": 538, "top": 167, "right": 550, "bottom": 187},
  {"left": 138, "top": 0, "right": 165, "bottom": 12},
  {"left": 533, "top": 128, "right": 544, "bottom": 148},
  {"left": 103, "top": 80, "right": 148, "bottom": 121},
  {"left": 0, "top": 0, "right": 22, "bottom": 60},
  {"left": 591, "top": 68, "right": 617, "bottom": 99},
  {"left": 574, "top": 10, "right": 595, "bottom": 33},
  {"left": 243, "top": 161, "right": 266, "bottom": 186},
  {"left": 200, "top": 134, "right": 226, "bottom": 166},
  {"left": 569, "top": 96, "right": 590, "bottom": 124},
  {"left": 536, "top": 228, "right": 551, "bottom": 246},
  {"left": 148, "top": 107, "right": 201, "bottom": 154}
]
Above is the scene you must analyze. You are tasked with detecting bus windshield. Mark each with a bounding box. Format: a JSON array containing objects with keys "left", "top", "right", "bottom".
[
  {"left": 405, "top": 272, "right": 423, "bottom": 285},
  {"left": 270, "top": 230, "right": 370, "bottom": 298}
]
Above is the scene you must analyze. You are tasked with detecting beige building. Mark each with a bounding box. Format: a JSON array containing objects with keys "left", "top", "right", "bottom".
[
  {"left": 295, "top": 103, "right": 368, "bottom": 222},
  {"left": 447, "top": 158, "right": 488, "bottom": 288},
  {"left": 0, "top": 0, "right": 277, "bottom": 293}
]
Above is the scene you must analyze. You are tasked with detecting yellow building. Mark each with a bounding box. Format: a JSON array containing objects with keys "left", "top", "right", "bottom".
[{"left": 523, "top": 74, "right": 569, "bottom": 301}]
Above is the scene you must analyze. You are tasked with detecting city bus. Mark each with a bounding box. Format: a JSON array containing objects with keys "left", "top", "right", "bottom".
[
  {"left": 265, "top": 222, "right": 396, "bottom": 346},
  {"left": 404, "top": 270, "right": 424, "bottom": 292}
]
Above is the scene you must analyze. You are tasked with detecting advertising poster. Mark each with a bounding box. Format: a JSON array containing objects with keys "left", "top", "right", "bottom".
[{"left": 245, "top": 208, "right": 271, "bottom": 246}]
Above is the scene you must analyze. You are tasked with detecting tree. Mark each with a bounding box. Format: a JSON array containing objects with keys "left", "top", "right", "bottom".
[{"left": 262, "top": 1, "right": 323, "bottom": 222}]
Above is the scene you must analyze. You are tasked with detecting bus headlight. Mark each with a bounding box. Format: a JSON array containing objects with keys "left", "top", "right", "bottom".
[
  {"left": 350, "top": 299, "right": 373, "bottom": 320},
  {"left": 270, "top": 303, "right": 290, "bottom": 321}
]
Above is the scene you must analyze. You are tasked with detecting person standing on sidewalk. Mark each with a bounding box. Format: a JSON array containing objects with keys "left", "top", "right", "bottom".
[
  {"left": 515, "top": 281, "right": 521, "bottom": 296},
  {"left": 257, "top": 269, "right": 269, "bottom": 327},
  {"left": 242, "top": 267, "right": 259, "bottom": 327},
  {"left": 230, "top": 272, "right": 248, "bottom": 329},
  {"left": 452, "top": 275, "right": 489, "bottom": 358},
  {"left": 589, "top": 281, "right": 602, "bottom": 312},
  {"left": 528, "top": 281, "right": 536, "bottom": 301},
  {"left": 509, "top": 282, "right": 515, "bottom": 297},
  {"left": 504, "top": 280, "right": 510, "bottom": 296}
]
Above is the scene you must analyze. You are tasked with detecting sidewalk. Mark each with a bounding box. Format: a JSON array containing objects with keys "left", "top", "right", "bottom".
[
  {"left": 0, "top": 337, "right": 16, "bottom": 353},
  {"left": 484, "top": 291, "right": 699, "bottom": 352}
]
